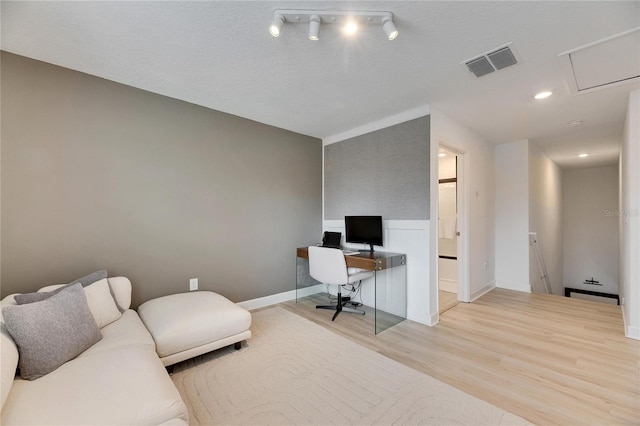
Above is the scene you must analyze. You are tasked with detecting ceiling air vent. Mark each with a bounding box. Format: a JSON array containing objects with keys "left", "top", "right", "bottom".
[
  {"left": 487, "top": 46, "right": 517, "bottom": 70},
  {"left": 462, "top": 43, "right": 519, "bottom": 78},
  {"left": 466, "top": 56, "right": 494, "bottom": 78}
]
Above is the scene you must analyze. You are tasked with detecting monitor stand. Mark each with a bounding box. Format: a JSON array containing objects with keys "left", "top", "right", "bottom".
[{"left": 367, "top": 244, "right": 375, "bottom": 253}]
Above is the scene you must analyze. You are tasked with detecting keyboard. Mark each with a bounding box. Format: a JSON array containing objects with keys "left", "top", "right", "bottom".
[{"left": 342, "top": 250, "right": 360, "bottom": 255}]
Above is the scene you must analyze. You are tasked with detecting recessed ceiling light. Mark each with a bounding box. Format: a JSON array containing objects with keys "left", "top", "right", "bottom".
[
  {"left": 568, "top": 120, "right": 583, "bottom": 127},
  {"left": 438, "top": 152, "right": 447, "bottom": 157},
  {"left": 534, "top": 91, "right": 553, "bottom": 100},
  {"left": 578, "top": 153, "right": 589, "bottom": 158}
]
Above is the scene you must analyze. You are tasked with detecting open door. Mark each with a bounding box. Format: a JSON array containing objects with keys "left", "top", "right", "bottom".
[{"left": 437, "top": 144, "right": 469, "bottom": 314}]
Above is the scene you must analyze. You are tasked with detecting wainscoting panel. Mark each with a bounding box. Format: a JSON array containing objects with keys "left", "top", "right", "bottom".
[{"left": 324, "top": 220, "right": 431, "bottom": 325}]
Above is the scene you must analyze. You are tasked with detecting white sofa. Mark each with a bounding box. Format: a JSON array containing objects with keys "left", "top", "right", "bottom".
[{"left": 1, "top": 277, "right": 189, "bottom": 425}]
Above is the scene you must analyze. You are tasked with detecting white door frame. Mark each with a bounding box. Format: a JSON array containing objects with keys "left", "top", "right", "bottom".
[{"left": 437, "top": 143, "right": 470, "bottom": 307}]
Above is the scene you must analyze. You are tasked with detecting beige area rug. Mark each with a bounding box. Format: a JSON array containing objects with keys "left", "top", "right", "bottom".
[{"left": 171, "top": 307, "right": 530, "bottom": 425}]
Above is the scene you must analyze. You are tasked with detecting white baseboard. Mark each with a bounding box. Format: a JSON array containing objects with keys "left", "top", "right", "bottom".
[
  {"left": 494, "top": 281, "right": 530, "bottom": 294},
  {"left": 621, "top": 306, "right": 640, "bottom": 340},
  {"left": 626, "top": 325, "right": 640, "bottom": 340},
  {"left": 238, "top": 285, "right": 324, "bottom": 311},
  {"left": 470, "top": 281, "right": 495, "bottom": 302}
]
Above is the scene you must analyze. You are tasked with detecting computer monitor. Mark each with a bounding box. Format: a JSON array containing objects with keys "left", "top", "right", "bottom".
[{"left": 345, "top": 216, "right": 383, "bottom": 252}]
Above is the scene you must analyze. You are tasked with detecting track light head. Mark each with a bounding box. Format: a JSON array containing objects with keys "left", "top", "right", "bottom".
[
  {"left": 382, "top": 13, "right": 398, "bottom": 40},
  {"left": 269, "top": 13, "right": 285, "bottom": 37},
  {"left": 308, "top": 15, "right": 321, "bottom": 41}
]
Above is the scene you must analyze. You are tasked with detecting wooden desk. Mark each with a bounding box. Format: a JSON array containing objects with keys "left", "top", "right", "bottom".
[
  {"left": 296, "top": 247, "right": 406, "bottom": 271},
  {"left": 296, "top": 247, "right": 407, "bottom": 334}
]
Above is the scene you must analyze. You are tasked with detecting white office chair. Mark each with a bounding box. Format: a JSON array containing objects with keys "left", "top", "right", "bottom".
[{"left": 308, "top": 246, "right": 374, "bottom": 321}]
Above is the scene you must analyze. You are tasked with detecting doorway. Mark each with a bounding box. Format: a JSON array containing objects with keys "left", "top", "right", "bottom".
[{"left": 438, "top": 146, "right": 459, "bottom": 314}]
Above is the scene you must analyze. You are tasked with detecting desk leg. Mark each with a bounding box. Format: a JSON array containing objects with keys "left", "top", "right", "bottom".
[
  {"left": 374, "top": 263, "right": 407, "bottom": 334},
  {"left": 296, "top": 257, "right": 321, "bottom": 302}
]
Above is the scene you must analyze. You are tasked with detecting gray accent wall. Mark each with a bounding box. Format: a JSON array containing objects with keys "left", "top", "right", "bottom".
[
  {"left": 1, "top": 52, "right": 322, "bottom": 306},
  {"left": 324, "top": 116, "right": 430, "bottom": 220}
]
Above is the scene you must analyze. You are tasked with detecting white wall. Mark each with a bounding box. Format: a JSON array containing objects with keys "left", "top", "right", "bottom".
[
  {"left": 495, "top": 140, "right": 530, "bottom": 292},
  {"left": 439, "top": 154, "right": 457, "bottom": 179},
  {"left": 620, "top": 89, "right": 640, "bottom": 340},
  {"left": 529, "top": 144, "right": 563, "bottom": 295},
  {"left": 431, "top": 109, "right": 496, "bottom": 305},
  {"left": 563, "top": 166, "right": 619, "bottom": 294}
]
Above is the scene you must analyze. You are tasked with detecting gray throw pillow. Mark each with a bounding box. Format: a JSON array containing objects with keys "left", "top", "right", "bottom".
[
  {"left": 14, "top": 269, "right": 109, "bottom": 305},
  {"left": 2, "top": 283, "right": 102, "bottom": 380},
  {"left": 13, "top": 291, "right": 53, "bottom": 304},
  {"left": 68, "top": 269, "right": 108, "bottom": 287}
]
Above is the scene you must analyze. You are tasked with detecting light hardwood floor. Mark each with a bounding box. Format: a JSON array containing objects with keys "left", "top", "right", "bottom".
[
  {"left": 279, "top": 289, "right": 640, "bottom": 425},
  {"left": 438, "top": 289, "right": 459, "bottom": 314}
]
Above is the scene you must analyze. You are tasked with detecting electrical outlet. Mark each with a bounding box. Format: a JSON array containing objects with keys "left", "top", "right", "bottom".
[
  {"left": 189, "top": 278, "right": 198, "bottom": 291},
  {"left": 484, "top": 261, "right": 488, "bottom": 271},
  {"left": 621, "top": 297, "right": 625, "bottom": 306}
]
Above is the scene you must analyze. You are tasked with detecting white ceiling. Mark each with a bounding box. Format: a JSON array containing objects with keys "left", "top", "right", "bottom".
[{"left": 2, "top": 1, "right": 639, "bottom": 169}]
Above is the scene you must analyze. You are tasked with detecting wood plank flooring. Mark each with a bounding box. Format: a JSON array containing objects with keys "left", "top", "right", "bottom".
[
  {"left": 279, "top": 289, "right": 640, "bottom": 425},
  {"left": 438, "top": 289, "right": 459, "bottom": 314}
]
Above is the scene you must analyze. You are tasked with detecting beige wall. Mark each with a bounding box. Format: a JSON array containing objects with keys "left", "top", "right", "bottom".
[
  {"left": 563, "top": 166, "right": 619, "bottom": 294},
  {"left": 1, "top": 52, "right": 322, "bottom": 306}
]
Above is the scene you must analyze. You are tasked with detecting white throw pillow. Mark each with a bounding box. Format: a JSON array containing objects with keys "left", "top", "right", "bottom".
[{"left": 82, "top": 278, "right": 122, "bottom": 328}]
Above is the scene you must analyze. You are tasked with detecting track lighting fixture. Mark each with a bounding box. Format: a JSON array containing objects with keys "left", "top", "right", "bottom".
[
  {"left": 381, "top": 13, "right": 398, "bottom": 41},
  {"left": 269, "top": 13, "right": 285, "bottom": 37},
  {"left": 308, "top": 15, "right": 320, "bottom": 41},
  {"left": 269, "top": 10, "right": 398, "bottom": 41}
]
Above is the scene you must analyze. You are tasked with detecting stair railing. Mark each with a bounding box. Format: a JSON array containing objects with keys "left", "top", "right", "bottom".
[{"left": 529, "top": 232, "right": 552, "bottom": 294}]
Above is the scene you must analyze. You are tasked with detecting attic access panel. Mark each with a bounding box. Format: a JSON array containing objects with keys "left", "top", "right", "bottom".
[{"left": 559, "top": 27, "right": 640, "bottom": 93}]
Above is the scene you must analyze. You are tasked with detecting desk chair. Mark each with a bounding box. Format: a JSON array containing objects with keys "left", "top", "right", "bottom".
[{"left": 308, "top": 246, "right": 374, "bottom": 321}]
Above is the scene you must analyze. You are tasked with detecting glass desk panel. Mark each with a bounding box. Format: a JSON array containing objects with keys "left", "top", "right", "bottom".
[
  {"left": 296, "top": 257, "right": 320, "bottom": 302},
  {"left": 374, "top": 262, "right": 407, "bottom": 334}
]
